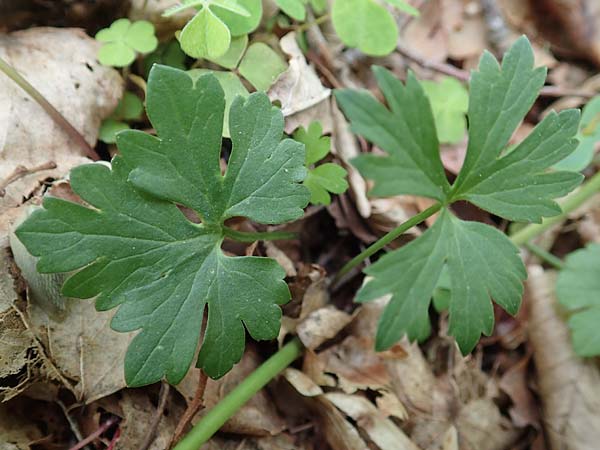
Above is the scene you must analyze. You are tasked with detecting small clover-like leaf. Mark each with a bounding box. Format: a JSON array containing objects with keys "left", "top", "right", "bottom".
[
  {"left": 16, "top": 65, "right": 310, "bottom": 385},
  {"left": 276, "top": 0, "right": 307, "bottom": 21},
  {"left": 421, "top": 77, "right": 468, "bottom": 144},
  {"left": 238, "top": 43, "right": 287, "bottom": 91},
  {"left": 99, "top": 92, "right": 144, "bottom": 144},
  {"left": 332, "top": 0, "right": 398, "bottom": 56},
  {"left": 96, "top": 19, "right": 158, "bottom": 67},
  {"left": 208, "top": 34, "right": 248, "bottom": 69},
  {"left": 554, "top": 96, "right": 600, "bottom": 171},
  {"left": 336, "top": 37, "right": 582, "bottom": 355},
  {"left": 293, "top": 122, "right": 348, "bottom": 205},
  {"left": 167, "top": 0, "right": 261, "bottom": 59},
  {"left": 556, "top": 244, "right": 600, "bottom": 357}
]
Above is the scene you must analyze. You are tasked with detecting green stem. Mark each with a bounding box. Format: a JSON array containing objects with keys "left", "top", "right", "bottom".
[
  {"left": 222, "top": 228, "right": 297, "bottom": 242},
  {"left": 523, "top": 242, "right": 565, "bottom": 270},
  {"left": 172, "top": 338, "right": 303, "bottom": 450},
  {"left": 333, "top": 203, "right": 442, "bottom": 284},
  {"left": 294, "top": 13, "right": 330, "bottom": 33},
  {"left": 0, "top": 56, "right": 97, "bottom": 160},
  {"left": 510, "top": 171, "right": 600, "bottom": 246}
]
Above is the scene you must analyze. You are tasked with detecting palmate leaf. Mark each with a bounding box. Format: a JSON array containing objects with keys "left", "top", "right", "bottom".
[
  {"left": 16, "top": 65, "right": 310, "bottom": 385},
  {"left": 335, "top": 36, "right": 582, "bottom": 354},
  {"left": 556, "top": 244, "right": 600, "bottom": 356}
]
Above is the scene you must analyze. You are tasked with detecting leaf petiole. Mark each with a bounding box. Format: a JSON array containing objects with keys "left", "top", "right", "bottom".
[
  {"left": 222, "top": 227, "right": 298, "bottom": 242},
  {"left": 332, "top": 202, "right": 442, "bottom": 284}
]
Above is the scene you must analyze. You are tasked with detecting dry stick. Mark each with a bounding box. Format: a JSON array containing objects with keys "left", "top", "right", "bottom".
[
  {"left": 396, "top": 43, "right": 595, "bottom": 99},
  {"left": 0, "top": 56, "right": 99, "bottom": 160},
  {"left": 139, "top": 381, "right": 171, "bottom": 450},
  {"left": 68, "top": 417, "right": 119, "bottom": 450},
  {"left": 170, "top": 370, "right": 209, "bottom": 448}
]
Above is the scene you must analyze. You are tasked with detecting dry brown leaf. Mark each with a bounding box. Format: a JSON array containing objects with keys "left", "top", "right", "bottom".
[
  {"left": 312, "top": 396, "right": 369, "bottom": 450},
  {"left": 265, "top": 241, "right": 297, "bottom": 277},
  {"left": 268, "top": 32, "right": 331, "bottom": 133},
  {"left": 296, "top": 305, "right": 353, "bottom": 350},
  {"left": 0, "top": 400, "right": 43, "bottom": 450},
  {"left": 8, "top": 224, "right": 134, "bottom": 404},
  {"left": 331, "top": 101, "right": 371, "bottom": 219},
  {"left": 498, "top": 355, "right": 540, "bottom": 428},
  {"left": 0, "top": 28, "right": 122, "bottom": 237},
  {"left": 204, "top": 433, "right": 302, "bottom": 450},
  {"left": 283, "top": 367, "right": 323, "bottom": 397},
  {"left": 402, "top": 0, "right": 449, "bottom": 62},
  {"left": 526, "top": 265, "right": 600, "bottom": 450},
  {"left": 323, "top": 392, "right": 421, "bottom": 450}
]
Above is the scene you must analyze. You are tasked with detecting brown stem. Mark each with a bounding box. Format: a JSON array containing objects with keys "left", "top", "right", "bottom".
[
  {"left": 170, "top": 370, "right": 209, "bottom": 448},
  {"left": 0, "top": 161, "right": 57, "bottom": 197},
  {"left": 68, "top": 417, "right": 118, "bottom": 450}
]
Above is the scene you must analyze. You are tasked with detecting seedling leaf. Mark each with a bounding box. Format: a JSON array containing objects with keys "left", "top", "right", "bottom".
[
  {"left": 16, "top": 65, "right": 310, "bottom": 384},
  {"left": 556, "top": 244, "right": 600, "bottom": 356},
  {"left": 276, "top": 0, "right": 307, "bottom": 21}
]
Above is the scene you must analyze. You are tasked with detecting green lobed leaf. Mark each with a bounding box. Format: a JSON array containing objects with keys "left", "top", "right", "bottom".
[
  {"left": 336, "top": 36, "right": 582, "bottom": 355},
  {"left": 556, "top": 244, "right": 600, "bottom": 356},
  {"left": 96, "top": 19, "right": 158, "bottom": 67},
  {"left": 304, "top": 163, "right": 348, "bottom": 205},
  {"left": 238, "top": 43, "right": 287, "bottom": 91},
  {"left": 421, "top": 77, "right": 468, "bottom": 144},
  {"left": 331, "top": 0, "right": 399, "bottom": 56},
  {"left": 554, "top": 96, "right": 600, "bottom": 171},
  {"left": 357, "top": 210, "right": 525, "bottom": 354},
  {"left": 16, "top": 65, "right": 310, "bottom": 384},
  {"left": 335, "top": 67, "right": 450, "bottom": 201},
  {"left": 293, "top": 121, "right": 348, "bottom": 205},
  {"left": 188, "top": 69, "right": 249, "bottom": 137}
]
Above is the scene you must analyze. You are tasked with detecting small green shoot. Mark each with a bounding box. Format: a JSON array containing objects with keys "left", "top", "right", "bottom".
[
  {"left": 294, "top": 122, "right": 348, "bottom": 205},
  {"left": 96, "top": 19, "right": 158, "bottom": 67},
  {"left": 335, "top": 37, "right": 582, "bottom": 354},
  {"left": 16, "top": 65, "right": 310, "bottom": 385}
]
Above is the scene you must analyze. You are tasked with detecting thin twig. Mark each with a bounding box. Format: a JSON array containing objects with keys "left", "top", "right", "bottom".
[
  {"left": 0, "top": 56, "right": 98, "bottom": 160},
  {"left": 68, "top": 417, "right": 118, "bottom": 450},
  {"left": 396, "top": 43, "right": 595, "bottom": 99},
  {"left": 170, "top": 370, "right": 209, "bottom": 448},
  {"left": 58, "top": 400, "right": 85, "bottom": 444},
  {"left": 139, "top": 381, "right": 171, "bottom": 450}
]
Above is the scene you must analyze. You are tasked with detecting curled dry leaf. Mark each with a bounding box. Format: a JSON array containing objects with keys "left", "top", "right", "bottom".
[
  {"left": 526, "top": 265, "right": 600, "bottom": 450},
  {"left": 296, "top": 305, "right": 354, "bottom": 350},
  {"left": 268, "top": 33, "right": 331, "bottom": 121},
  {"left": 324, "top": 392, "right": 421, "bottom": 450}
]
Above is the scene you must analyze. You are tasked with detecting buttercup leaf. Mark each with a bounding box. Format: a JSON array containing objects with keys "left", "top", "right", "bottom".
[
  {"left": 16, "top": 65, "right": 310, "bottom": 384},
  {"left": 337, "top": 37, "right": 582, "bottom": 355}
]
